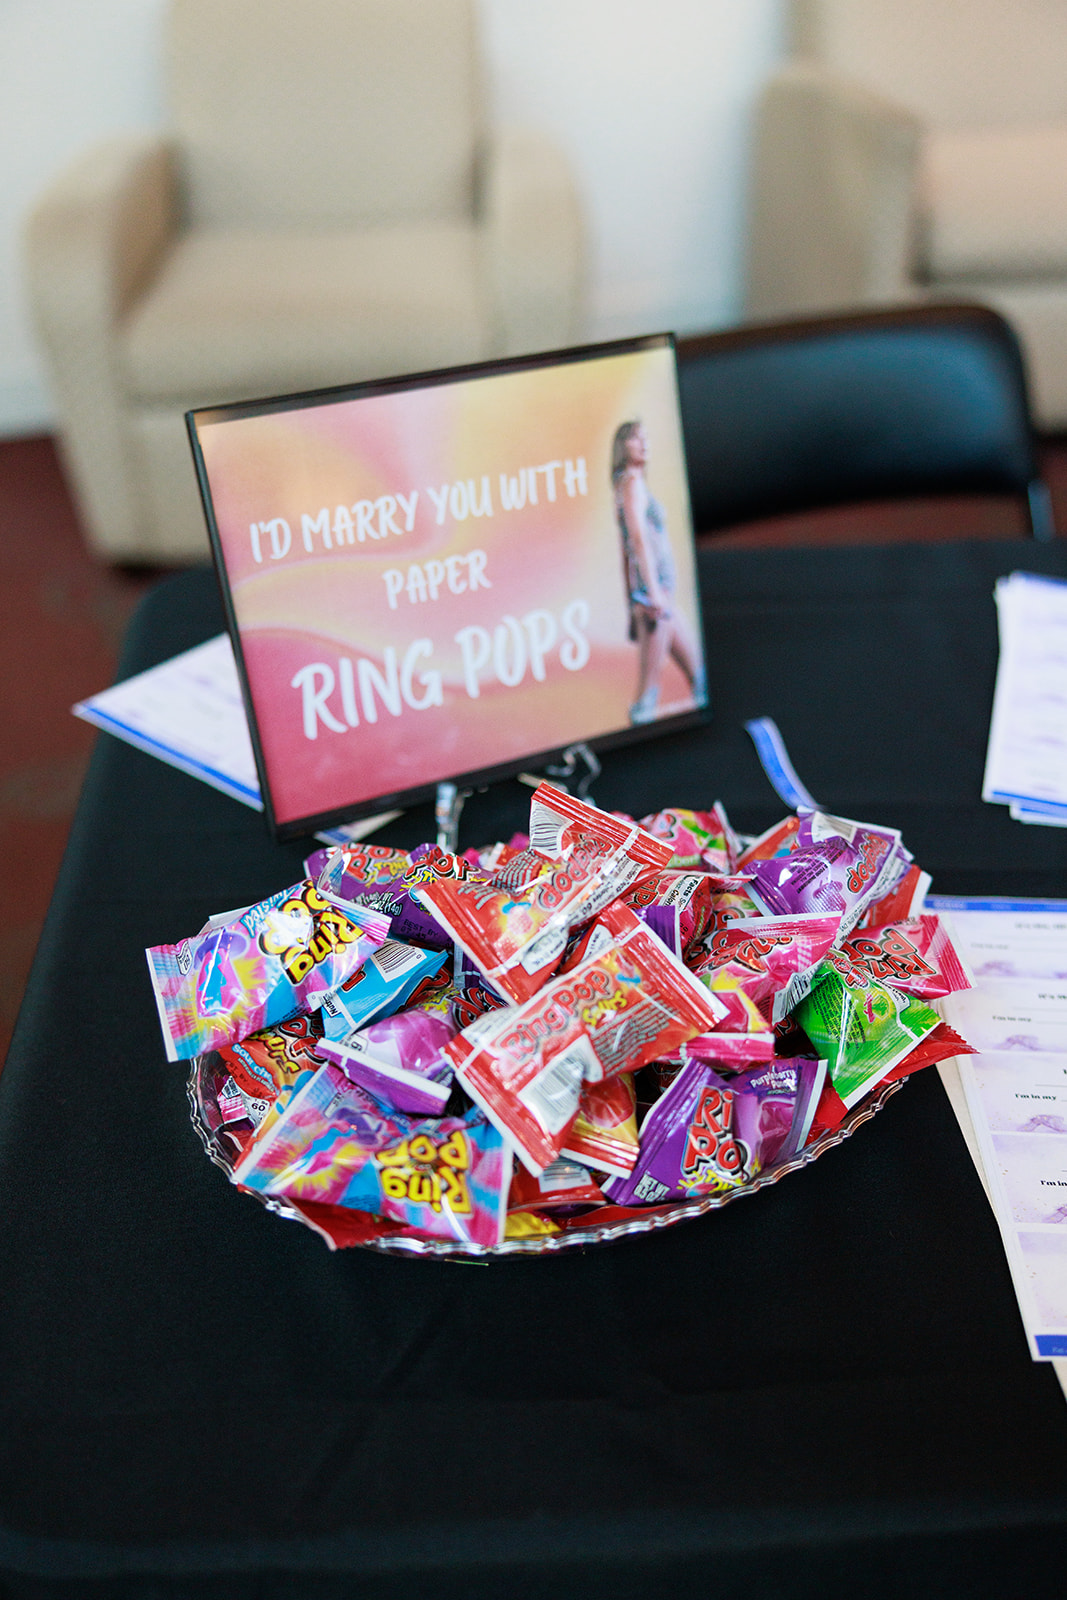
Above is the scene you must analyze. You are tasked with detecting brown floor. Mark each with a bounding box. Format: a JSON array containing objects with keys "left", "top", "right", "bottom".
[{"left": 1, "top": 433, "right": 1066, "bottom": 1066}]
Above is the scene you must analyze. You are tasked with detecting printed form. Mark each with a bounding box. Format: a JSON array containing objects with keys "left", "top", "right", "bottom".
[
  {"left": 982, "top": 571, "right": 1067, "bottom": 826},
  {"left": 73, "top": 635, "right": 396, "bottom": 845},
  {"left": 933, "top": 896, "right": 1067, "bottom": 1371}
]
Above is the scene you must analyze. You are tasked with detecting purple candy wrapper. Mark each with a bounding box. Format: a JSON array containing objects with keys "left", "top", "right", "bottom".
[
  {"left": 604, "top": 1056, "right": 825, "bottom": 1206},
  {"left": 747, "top": 812, "right": 900, "bottom": 938},
  {"left": 635, "top": 902, "right": 682, "bottom": 959},
  {"left": 316, "top": 1009, "right": 455, "bottom": 1116}
]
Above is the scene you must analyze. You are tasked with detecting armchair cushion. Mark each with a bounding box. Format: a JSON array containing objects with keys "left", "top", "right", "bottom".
[
  {"left": 118, "top": 224, "right": 489, "bottom": 404},
  {"left": 921, "top": 124, "right": 1067, "bottom": 282},
  {"left": 169, "top": 0, "right": 480, "bottom": 229}
]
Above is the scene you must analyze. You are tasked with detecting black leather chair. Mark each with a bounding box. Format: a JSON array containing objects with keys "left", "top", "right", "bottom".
[{"left": 676, "top": 304, "right": 1054, "bottom": 541}]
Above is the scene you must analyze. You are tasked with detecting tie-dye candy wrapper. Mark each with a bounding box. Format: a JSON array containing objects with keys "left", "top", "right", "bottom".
[
  {"left": 415, "top": 784, "right": 673, "bottom": 1006},
  {"left": 234, "top": 1061, "right": 510, "bottom": 1248},
  {"left": 604, "top": 1056, "right": 825, "bottom": 1207},
  {"left": 448, "top": 900, "right": 728, "bottom": 1174},
  {"left": 146, "top": 880, "right": 390, "bottom": 1061}
]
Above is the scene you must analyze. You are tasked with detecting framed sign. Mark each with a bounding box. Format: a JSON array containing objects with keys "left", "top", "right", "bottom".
[{"left": 188, "top": 335, "right": 708, "bottom": 840}]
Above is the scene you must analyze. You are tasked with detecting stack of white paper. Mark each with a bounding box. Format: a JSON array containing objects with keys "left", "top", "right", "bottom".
[
  {"left": 935, "top": 895, "right": 1067, "bottom": 1365},
  {"left": 73, "top": 634, "right": 397, "bottom": 846},
  {"left": 983, "top": 571, "right": 1067, "bottom": 826}
]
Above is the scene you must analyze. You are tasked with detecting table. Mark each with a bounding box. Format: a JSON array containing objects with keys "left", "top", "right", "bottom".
[{"left": 4, "top": 540, "right": 1067, "bottom": 1597}]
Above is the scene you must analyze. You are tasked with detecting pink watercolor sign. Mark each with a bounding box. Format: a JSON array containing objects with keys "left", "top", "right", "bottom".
[{"left": 189, "top": 338, "right": 706, "bottom": 835}]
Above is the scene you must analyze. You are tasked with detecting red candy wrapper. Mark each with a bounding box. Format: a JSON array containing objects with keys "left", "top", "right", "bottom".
[
  {"left": 508, "top": 1159, "right": 605, "bottom": 1212},
  {"left": 415, "top": 784, "right": 672, "bottom": 1005},
  {"left": 447, "top": 901, "right": 727, "bottom": 1173},
  {"left": 861, "top": 861, "right": 931, "bottom": 928},
  {"left": 883, "top": 1020, "right": 975, "bottom": 1079},
  {"left": 560, "top": 1072, "right": 640, "bottom": 1177}
]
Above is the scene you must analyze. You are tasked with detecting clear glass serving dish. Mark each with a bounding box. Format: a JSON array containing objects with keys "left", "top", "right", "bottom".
[{"left": 188, "top": 1056, "right": 904, "bottom": 1259}]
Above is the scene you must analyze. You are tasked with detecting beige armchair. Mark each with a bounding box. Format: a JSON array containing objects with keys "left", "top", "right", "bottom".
[
  {"left": 746, "top": 0, "right": 1067, "bottom": 428},
  {"left": 25, "top": 0, "right": 584, "bottom": 563}
]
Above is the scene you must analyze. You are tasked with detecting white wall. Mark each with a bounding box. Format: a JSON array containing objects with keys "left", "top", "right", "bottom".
[
  {"left": 0, "top": 0, "right": 784, "bottom": 436},
  {"left": 482, "top": 0, "right": 784, "bottom": 340}
]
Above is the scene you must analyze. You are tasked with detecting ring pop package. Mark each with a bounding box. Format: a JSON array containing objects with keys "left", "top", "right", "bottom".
[
  {"left": 795, "top": 967, "right": 942, "bottom": 1109},
  {"left": 560, "top": 1072, "right": 640, "bottom": 1178},
  {"left": 690, "top": 912, "right": 841, "bottom": 1025},
  {"left": 415, "top": 785, "right": 673, "bottom": 1005},
  {"left": 447, "top": 901, "right": 727, "bottom": 1174},
  {"left": 604, "top": 1056, "right": 824, "bottom": 1207},
  {"left": 235, "top": 1061, "right": 510, "bottom": 1248},
  {"left": 310, "top": 842, "right": 493, "bottom": 948},
  {"left": 637, "top": 804, "right": 740, "bottom": 874},
  {"left": 823, "top": 915, "right": 971, "bottom": 1001},
  {"left": 146, "top": 881, "right": 390, "bottom": 1061},
  {"left": 747, "top": 812, "right": 901, "bottom": 937}
]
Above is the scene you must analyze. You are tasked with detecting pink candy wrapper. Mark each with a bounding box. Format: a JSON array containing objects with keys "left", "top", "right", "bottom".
[
  {"left": 826, "top": 915, "right": 971, "bottom": 1000},
  {"left": 690, "top": 911, "right": 841, "bottom": 1027},
  {"left": 637, "top": 804, "right": 740, "bottom": 874}
]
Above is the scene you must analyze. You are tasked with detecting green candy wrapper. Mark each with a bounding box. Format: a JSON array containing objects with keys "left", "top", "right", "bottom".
[{"left": 796, "top": 967, "right": 941, "bottom": 1110}]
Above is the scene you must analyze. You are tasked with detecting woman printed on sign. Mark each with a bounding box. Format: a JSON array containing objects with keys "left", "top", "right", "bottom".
[{"left": 612, "top": 420, "right": 704, "bottom": 724}]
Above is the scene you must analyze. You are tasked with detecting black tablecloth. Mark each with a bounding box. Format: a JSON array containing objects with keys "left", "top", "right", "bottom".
[{"left": 4, "top": 540, "right": 1067, "bottom": 1597}]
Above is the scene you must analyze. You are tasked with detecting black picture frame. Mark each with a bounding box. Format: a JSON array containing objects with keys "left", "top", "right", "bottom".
[{"left": 187, "top": 334, "right": 709, "bottom": 841}]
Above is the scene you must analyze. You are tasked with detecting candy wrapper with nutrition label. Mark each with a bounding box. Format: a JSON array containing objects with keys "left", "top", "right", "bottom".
[{"left": 153, "top": 772, "right": 976, "bottom": 1252}]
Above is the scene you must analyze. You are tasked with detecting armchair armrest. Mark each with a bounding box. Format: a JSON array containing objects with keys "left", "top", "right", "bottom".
[
  {"left": 480, "top": 127, "right": 584, "bottom": 356},
  {"left": 24, "top": 135, "right": 178, "bottom": 557},
  {"left": 745, "top": 62, "right": 922, "bottom": 320}
]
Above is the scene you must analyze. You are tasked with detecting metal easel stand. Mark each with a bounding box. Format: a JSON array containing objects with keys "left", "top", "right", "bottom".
[
  {"left": 434, "top": 742, "right": 602, "bottom": 855},
  {"left": 542, "top": 741, "right": 601, "bottom": 800}
]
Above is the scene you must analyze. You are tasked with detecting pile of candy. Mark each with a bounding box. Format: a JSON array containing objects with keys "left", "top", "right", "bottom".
[{"left": 147, "top": 784, "right": 974, "bottom": 1255}]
